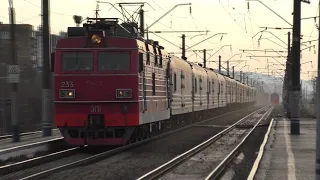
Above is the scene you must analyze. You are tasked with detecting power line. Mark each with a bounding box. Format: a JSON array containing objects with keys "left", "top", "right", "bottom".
[
  {"left": 23, "top": 0, "right": 73, "bottom": 16},
  {"left": 218, "top": 0, "right": 251, "bottom": 38},
  {"left": 307, "top": 4, "right": 319, "bottom": 42}
]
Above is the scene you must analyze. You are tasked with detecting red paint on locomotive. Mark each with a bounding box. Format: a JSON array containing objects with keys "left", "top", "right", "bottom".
[{"left": 54, "top": 34, "right": 142, "bottom": 145}]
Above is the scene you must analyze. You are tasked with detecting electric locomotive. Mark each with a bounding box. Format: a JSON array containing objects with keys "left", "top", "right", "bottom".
[
  {"left": 270, "top": 92, "right": 280, "bottom": 104},
  {"left": 51, "top": 17, "right": 260, "bottom": 146}
]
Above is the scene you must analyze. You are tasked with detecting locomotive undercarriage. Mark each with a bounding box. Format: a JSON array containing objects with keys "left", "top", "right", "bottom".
[
  {"left": 59, "top": 102, "right": 255, "bottom": 146},
  {"left": 59, "top": 114, "right": 136, "bottom": 146}
]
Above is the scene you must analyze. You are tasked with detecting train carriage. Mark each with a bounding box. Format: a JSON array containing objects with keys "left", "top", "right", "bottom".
[
  {"left": 245, "top": 84, "right": 249, "bottom": 103},
  {"left": 205, "top": 68, "right": 220, "bottom": 109},
  {"left": 215, "top": 73, "right": 226, "bottom": 108},
  {"left": 230, "top": 80, "right": 236, "bottom": 103},
  {"left": 190, "top": 63, "right": 208, "bottom": 112},
  {"left": 169, "top": 55, "right": 193, "bottom": 115},
  {"left": 224, "top": 77, "right": 237, "bottom": 105},
  {"left": 240, "top": 83, "right": 245, "bottom": 103},
  {"left": 237, "top": 81, "right": 244, "bottom": 104}
]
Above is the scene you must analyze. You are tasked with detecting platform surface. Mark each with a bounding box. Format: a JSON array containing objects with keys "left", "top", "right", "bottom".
[
  {"left": 254, "top": 117, "right": 316, "bottom": 180},
  {"left": 0, "top": 129, "right": 62, "bottom": 151}
]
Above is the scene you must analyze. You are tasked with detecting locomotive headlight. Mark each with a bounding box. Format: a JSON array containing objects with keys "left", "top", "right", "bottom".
[
  {"left": 91, "top": 34, "right": 101, "bottom": 44},
  {"left": 59, "top": 89, "right": 75, "bottom": 99},
  {"left": 116, "top": 89, "right": 132, "bottom": 98}
]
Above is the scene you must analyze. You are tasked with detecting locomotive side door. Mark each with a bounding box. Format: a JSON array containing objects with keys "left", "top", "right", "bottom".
[{"left": 166, "top": 60, "right": 171, "bottom": 111}]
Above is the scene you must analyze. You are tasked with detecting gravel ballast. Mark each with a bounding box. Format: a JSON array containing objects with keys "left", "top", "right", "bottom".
[{"left": 219, "top": 105, "right": 281, "bottom": 180}]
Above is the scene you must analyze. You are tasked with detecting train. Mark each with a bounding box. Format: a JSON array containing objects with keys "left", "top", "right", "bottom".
[
  {"left": 51, "top": 17, "right": 268, "bottom": 146},
  {"left": 270, "top": 92, "right": 280, "bottom": 105}
]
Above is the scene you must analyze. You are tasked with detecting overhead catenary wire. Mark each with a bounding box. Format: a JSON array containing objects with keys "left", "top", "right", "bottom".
[
  {"left": 23, "top": 0, "right": 73, "bottom": 16},
  {"left": 218, "top": 0, "right": 250, "bottom": 37},
  {"left": 307, "top": 4, "right": 319, "bottom": 42},
  {"left": 135, "top": 1, "right": 224, "bottom": 65}
]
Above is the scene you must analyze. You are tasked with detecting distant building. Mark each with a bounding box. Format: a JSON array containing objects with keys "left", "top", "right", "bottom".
[
  {"left": 0, "top": 23, "right": 37, "bottom": 70},
  {"left": 35, "top": 26, "right": 66, "bottom": 70}
]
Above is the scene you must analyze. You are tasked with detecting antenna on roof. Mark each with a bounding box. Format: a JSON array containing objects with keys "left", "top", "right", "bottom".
[{"left": 94, "top": 3, "right": 100, "bottom": 22}]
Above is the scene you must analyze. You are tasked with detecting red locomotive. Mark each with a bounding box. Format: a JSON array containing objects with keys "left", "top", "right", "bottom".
[
  {"left": 270, "top": 92, "right": 280, "bottom": 105},
  {"left": 51, "top": 16, "right": 262, "bottom": 146}
]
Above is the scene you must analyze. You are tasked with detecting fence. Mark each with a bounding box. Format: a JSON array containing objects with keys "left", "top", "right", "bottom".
[{"left": 0, "top": 72, "right": 54, "bottom": 135}]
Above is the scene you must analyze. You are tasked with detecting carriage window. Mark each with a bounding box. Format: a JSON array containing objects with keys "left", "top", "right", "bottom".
[
  {"left": 98, "top": 52, "right": 130, "bottom": 71},
  {"left": 62, "top": 52, "right": 93, "bottom": 71}
]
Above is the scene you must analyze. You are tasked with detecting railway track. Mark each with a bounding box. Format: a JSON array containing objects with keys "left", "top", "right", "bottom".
[
  {"left": 0, "top": 129, "right": 59, "bottom": 140},
  {"left": 137, "top": 105, "right": 273, "bottom": 180},
  {"left": 0, "top": 105, "right": 262, "bottom": 180},
  {"left": 0, "top": 137, "right": 64, "bottom": 168},
  {"left": 0, "top": 145, "right": 86, "bottom": 175}
]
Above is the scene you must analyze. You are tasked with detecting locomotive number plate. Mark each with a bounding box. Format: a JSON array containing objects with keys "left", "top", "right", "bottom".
[
  {"left": 61, "top": 81, "right": 74, "bottom": 88},
  {"left": 90, "top": 106, "right": 102, "bottom": 113}
]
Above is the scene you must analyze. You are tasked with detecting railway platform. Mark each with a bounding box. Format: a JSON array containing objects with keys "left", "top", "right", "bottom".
[
  {"left": 252, "top": 117, "right": 316, "bottom": 180},
  {"left": 0, "top": 129, "right": 62, "bottom": 151}
]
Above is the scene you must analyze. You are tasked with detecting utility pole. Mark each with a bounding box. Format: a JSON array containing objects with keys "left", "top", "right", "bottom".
[
  {"left": 203, "top": 49, "right": 206, "bottom": 68},
  {"left": 181, "top": 34, "right": 186, "bottom": 60},
  {"left": 218, "top": 55, "right": 221, "bottom": 74},
  {"left": 8, "top": 0, "right": 19, "bottom": 142},
  {"left": 240, "top": 71, "right": 242, "bottom": 83},
  {"left": 227, "top": 61, "right": 230, "bottom": 77},
  {"left": 290, "top": 0, "right": 304, "bottom": 135},
  {"left": 42, "top": 0, "right": 52, "bottom": 136},
  {"left": 315, "top": 1, "right": 320, "bottom": 179},
  {"left": 286, "top": 31, "right": 291, "bottom": 118}
]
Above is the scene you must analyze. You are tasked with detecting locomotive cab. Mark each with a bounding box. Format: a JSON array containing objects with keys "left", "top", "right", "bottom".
[{"left": 53, "top": 18, "right": 141, "bottom": 145}]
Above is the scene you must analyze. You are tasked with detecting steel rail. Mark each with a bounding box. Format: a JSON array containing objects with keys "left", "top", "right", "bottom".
[
  {"left": 204, "top": 106, "right": 274, "bottom": 180},
  {"left": 17, "top": 105, "right": 260, "bottom": 180},
  {"left": 247, "top": 118, "right": 275, "bottom": 180},
  {"left": 0, "top": 146, "right": 83, "bottom": 175},
  {"left": 136, "top": 105, "right": 271, "bottom": 180},
  {"left": 0, "top": 128, "right": 59, "bottom": 140}
]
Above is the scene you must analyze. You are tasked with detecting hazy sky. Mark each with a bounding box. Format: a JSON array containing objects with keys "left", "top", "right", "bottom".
[{"left": 0, "top": 0, "right": 318, "bottom": 80}]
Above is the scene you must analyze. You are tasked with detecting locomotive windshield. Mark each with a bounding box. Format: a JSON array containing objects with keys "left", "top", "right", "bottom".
[
  {"left": 98, "top": 52, "right": 130, "bottom": 71},
  {"left": 62, "top": 52, "right": 94, "bottom": 71}
]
